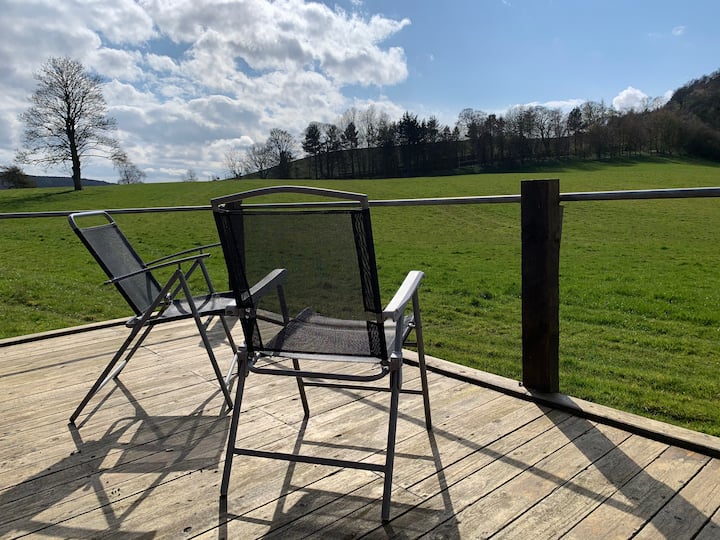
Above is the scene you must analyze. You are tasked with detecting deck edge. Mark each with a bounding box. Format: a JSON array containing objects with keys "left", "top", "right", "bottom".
[
  {"left": 403, "top": 350, "right": 720, "bottom": 459},
  {"left": 0, "top": 317, "right": 127, "bottom": 347}
]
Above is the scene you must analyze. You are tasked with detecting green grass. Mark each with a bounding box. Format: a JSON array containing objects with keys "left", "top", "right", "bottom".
[{"left": 2, "top": 156, "right": 719, "bottom": 435}]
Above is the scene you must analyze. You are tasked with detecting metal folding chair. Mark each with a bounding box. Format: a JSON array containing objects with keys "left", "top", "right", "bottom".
[
  {"left": 212, "top": 186, "right": 432, "bottom": 522},
  {"left": 68, "top": 211, "right": 236, "bottom": 425}
]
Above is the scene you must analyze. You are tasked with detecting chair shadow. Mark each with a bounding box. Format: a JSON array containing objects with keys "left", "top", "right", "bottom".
[
  {"left": 0, "top": 384, "right": 229, "bottom": 538},
  {"left": 546, "top": 402, "right": 713, "bottom": 538}
]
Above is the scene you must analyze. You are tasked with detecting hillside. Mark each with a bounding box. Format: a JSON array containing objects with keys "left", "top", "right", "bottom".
[
  {"left": 668, "top": 69, "right": 720, "bottom": 130},
  {"left": 0, "top": 175, "right": 112, "bottom": 189},
  {"left": 29, "top": 176, "right": 112, "bottom": 188}
]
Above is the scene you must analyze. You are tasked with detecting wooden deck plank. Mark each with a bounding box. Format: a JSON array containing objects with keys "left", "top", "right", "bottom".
[
  {"left": 0, "top": 332, "right": 236, "bottom": 417},
  {"left": 358, "top": 414, "right": 599, "bottom": 538},
  {"left": 211, "top": 382, "right": 514, "bottom": 538},
  {"left": 633, "top": 457, "right": 720, "bottom": 540},
  {"left": 491, "top": 434, "right": 670, "bottom": 539},
  {"left": 563, "top": 445, "right": 712, "bottom": 539},
  {"left": 225, "top": 474, "right": 432, "bottom": 540},
  {"left": 429, "top": 423, "right": 635, "bottom": 538},
  {"left": 695, "top": 507, "right": 720, "bottom": 540},
  {"left": 1, "top": 319, "right": 719, "bottom": 539}
]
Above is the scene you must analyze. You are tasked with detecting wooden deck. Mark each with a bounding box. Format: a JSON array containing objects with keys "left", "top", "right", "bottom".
[{"left": 1, "top": 317, "right": 719, "bottom": 539}]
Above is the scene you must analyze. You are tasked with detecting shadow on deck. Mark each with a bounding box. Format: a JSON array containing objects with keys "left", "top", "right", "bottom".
[{"left": 0, "top": 318, "right": 719, "bottom": 539}]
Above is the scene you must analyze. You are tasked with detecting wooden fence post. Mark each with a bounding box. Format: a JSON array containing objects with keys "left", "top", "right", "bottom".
[{"left": 521, "top": 179, "right": 562, "bottom": 392}]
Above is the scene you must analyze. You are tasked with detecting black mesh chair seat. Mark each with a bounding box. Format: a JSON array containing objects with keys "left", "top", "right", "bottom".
[
  {"left": 68, "top": 211, "right": 236, "bottom": 425},
  {"left": 262, "top": 308, "right": 407, "bottom": 360},
  {"left": 213, "top": 186, "right": 432, "bottom": 523},
  {"left": 136, "top": 291, "right": 236, "bottom": 324}
]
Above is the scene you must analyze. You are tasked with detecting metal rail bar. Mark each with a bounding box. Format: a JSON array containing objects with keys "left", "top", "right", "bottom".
[
  {"left": 0, "top": 206, "right": 209, "bottom": 219},
  {"left": 1, "top": 187, "right": 719, "bottom": 219},
  {"left": 560, "top": 187, "right": 720, "bottom": 202}
]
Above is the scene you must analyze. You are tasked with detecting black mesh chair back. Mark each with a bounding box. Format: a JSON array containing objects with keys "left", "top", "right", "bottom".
[
  {"left": 69, "top": 213, "right": 161, "bottom": 316},
  {"left": 213, "top": 187, "right": 387, "bottom": 360}
]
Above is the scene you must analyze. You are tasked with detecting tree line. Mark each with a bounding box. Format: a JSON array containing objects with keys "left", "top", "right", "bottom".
[{"left": 234, "top": 73, "right": 720, "bottom": 180}]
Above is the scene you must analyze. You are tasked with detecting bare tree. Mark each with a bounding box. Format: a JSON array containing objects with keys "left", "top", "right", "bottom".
[
  {"left": 243, "top": 142, "right": 273, "bottom": 179},
  {"left": 533, "top": 106, "right": 553, "bottom": 158},
  {"left": 337, "top": 107, "right": 358, "bottom": 134},
  {"left": 117, "top": 162, "right": 146, "bottom": 184},
  {"left": 582, "top": 101, "right": 610, "bottom": 159},
  {"left": 455, "top": 108, "right": 485, "bottom": 139},
  {"left": 111, "top": 151, "right": 145, "bottom": 184},
  {"left": 266, "top": 128, "right": 297, "bottom": 178},
  {"left": 358, "top": 105, "right": 378, "bottom": 148},
  {"left": 224, "top": 147, "right": 244, "bottom": 178},
  {"left": 17, "top": 57, "right": 121, "bottom": 191},
  {"left": 548, "top": 108, "right": 568, "bottom": 157},
  {"left": 182, "top": 168, "right": 198, "bottom": 182}
]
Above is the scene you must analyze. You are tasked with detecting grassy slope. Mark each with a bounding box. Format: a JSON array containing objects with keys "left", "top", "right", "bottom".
[{"left": 1, "top": 156, "right": 719, "bottom": 434}]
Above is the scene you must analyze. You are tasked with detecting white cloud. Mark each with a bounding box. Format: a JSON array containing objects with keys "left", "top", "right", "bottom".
[
  {"left": 521, "top": 98, "right": 586, "bottom": 112},
  {"left": 88, "top": 48, "right": 146, "bottom": 81},
  {"left": 0, "top": 0, "right": 411, "bottom": 182},
  {"left": 612, "top": 86, "right": 650, "bottom": 112},
  {"left": 672, "top": 25, "right": 686, "bottom": 37},
  {"left": 145, "top": 53, "right": 180, "bottom": 74}
]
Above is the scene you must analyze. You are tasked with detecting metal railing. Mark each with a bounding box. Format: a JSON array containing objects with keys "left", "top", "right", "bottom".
[{"left": 3, "top": 186, "right": 720, "bottom": 220}]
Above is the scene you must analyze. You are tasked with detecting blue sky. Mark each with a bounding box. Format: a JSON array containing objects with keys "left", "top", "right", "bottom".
[
  {"left": 357, "top": 0, "right": 719, "bottom": 114},
  {"left": 0, "top": 0, "right": 718, "bottom": 183}
]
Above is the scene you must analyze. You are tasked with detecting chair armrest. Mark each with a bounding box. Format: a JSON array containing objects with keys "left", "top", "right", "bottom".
[
  {"left": 382, "top": 270, "right": 424, "bottom": 321},
  {"left": 146, "top": 243, "right": 221, "bottom": 266},
  {"left": 249, "top": 268, "right": 287, "bottom": 304},
  {"left": 227, "top": 269, "right": 287, "bottom": 315},
  {"left": 104, "top": 253, "right": 211, "bottom": 284}
]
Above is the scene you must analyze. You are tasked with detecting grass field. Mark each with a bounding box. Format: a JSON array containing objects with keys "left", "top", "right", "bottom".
[{"left": 1, "top": 156, "right": 719, "bottom": 435}]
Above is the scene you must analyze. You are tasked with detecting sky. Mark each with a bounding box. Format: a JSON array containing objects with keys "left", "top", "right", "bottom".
[{"left": 0, "top": 0, "right": 718, "bottom": 183}]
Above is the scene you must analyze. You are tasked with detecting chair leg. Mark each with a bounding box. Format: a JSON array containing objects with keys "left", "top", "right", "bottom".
[
  {"left": 221, "top": 349, "right": 249, "bottom": 498},
  {"left": 292, "top": 358, "right": 310, "bottom": 417},
  {"left": 219, "top": 315, "right": 240, "bottom": 387},
  {"left": 381, "top": 366, "right": 401, "bottom": 523},
  {"left": 178, "top": 275, "right": 234, "bottom": 410},
  {"left": 224, "top": 352, "right": 239, "bottom": 388},
  {"left": 413, "top": 291, "right": 432, "bottom": 431},
  {"left": 69, "top": 322, "right": 147, "bottom": 424},
  {"left": 196, "top": 320, "right": 233, "bottom": 409},
  {"left": 219, "top": 314, "right": 238, "bottom": 352},
  {"left": 99, "top": 324, "right": 153, "bottom": 388}
]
